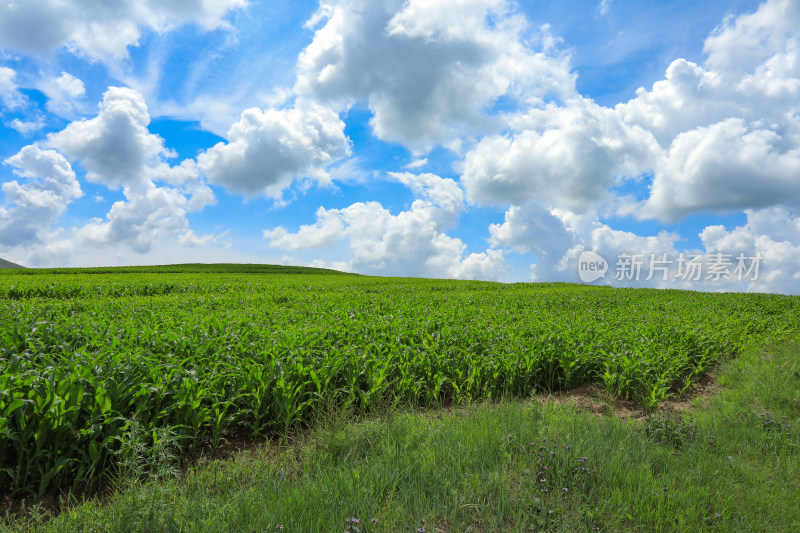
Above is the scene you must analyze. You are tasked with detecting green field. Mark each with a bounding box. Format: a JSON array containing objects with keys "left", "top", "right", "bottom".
[{"left": 1, "top": 264, "right": 799, "bottom": 526}]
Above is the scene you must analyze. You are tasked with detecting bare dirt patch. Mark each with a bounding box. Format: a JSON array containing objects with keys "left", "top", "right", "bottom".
[{"left": 539, "top": 371, "right": 721, "bottom": 420}]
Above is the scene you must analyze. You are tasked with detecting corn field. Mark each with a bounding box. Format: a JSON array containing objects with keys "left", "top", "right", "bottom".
[{"left": 1, "top": 265, "right": 798, "bottom": 498}]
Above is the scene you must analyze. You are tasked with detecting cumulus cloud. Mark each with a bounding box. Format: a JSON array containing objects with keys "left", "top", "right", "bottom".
[
  {"left": 53, "top": 71, "right": 85, "bottom": 98},
  {"left": 295, "top": 0, "right": 574, "bottom": 150},
  {"left": 264, "top": 172, "right": 504, "bottom": 280},
  {"left": 0, "top": 0, "right": 247, "bottom": 59},
  {"left": 488, "top": 203, "right": 680, "bottom": 285},
  {"left": 197, "top": 101, "right": 349, "bottom": 199},
  {"left": 76, "top": 182, "right": 192, "bottom": 253},
  {"left": 465, "top": 0, "right": 798, "bottom": 227},
  {"left": 489, "top": 202, "right": 800, "bottom": 293},
  {"left": 196, "top": 0, "right": 569, "bottom": 200},
  {"left": 39, "top": 71, "right": 86, "bottom": 116},
  {"left": 0, "top": 66, "right": 25, "bottom": 110},
  {"left": 1, "top": 145, "right": 81, "bottom": 246},
  {"left": 643, "top": 118, "right": 800, "bottom": 221},
  {"left": 462, "top": 98, "right": 659, "bottom": 211},
  {"left": 71, "top": 174, "right": 219, "bottom": 254},
  {"left": 703, "top": 0, "right": 800, "bottom": 77},
  {"left": 614, "top": 59, "right": 730, "bottom": 146},
  {"left": 611, "top": 0, "right": 800, "bottom": 222},
  {"left": 9, "top": 116, "right": 45, "bottom": 136},
  {"left": 40, "top": 87, "right": 218, "bottom": 255},
  {"left": 700, "top": 207, "right": 800, "bottom": 293},
  {"left": 460, "top": 0, "right": 798, "bottom": 232},
  {"left": 48, "top": 87, "right": 187, "bottom": 189},
  {"left": 487, "top": 204, "right": 576, "bottom": 269}
]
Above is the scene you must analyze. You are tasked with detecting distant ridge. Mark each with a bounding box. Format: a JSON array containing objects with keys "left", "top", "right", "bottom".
[
  {"left": 16, "top": 263, "right": 351, "bottom": 275},
  {"left": 0, "top": 257, "right": 24, "bottom": 269}
]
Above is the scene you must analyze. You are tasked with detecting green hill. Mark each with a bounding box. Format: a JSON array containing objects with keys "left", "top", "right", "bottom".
[
  {"left": 1, "top": 262, "right": 348, "bottom": 275},
  {"left": 0, "top": 257, "right": 24, "bottom": 269}
]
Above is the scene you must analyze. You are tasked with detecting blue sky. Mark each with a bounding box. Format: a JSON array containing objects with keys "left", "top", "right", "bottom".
[{"left": 1, "top": 0, "right": 799, "bottom": 292}]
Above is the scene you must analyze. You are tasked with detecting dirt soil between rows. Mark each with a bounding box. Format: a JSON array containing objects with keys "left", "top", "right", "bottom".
[{"left": 540, "top": 371, "right": 720, "bottom": 420}]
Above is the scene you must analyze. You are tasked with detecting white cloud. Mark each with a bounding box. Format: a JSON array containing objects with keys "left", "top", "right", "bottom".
[
  {"left": 488, "top": 204, "right": 576, "bottom": 267},
  {"left": 704, "top": 0, "right": 800, "bottom": 76},
  {"left": 295, "top": 0, "right": 574, "bottom": 151},
  {"left": 9, "top": 116, "right": 45, "bottom": 135},
  {"left": 264, "top": 172, "right": 504, "bottom": 280},
  {"left": 488, "top": 204, "right": 680, "bottom": 284},
  {"left": 612, "top": 0, "right": 800, "bottom": 222},
  {"left": 54, "top": 71, "right": 85, "bottom": 98},
  {"left": 197, "top": 101, "right": 349, "bottom": 199},
  {"left": 454, "top": 0, "right": 799, "bottom": 233},
  {"left": 700, "top": 207, "right": 800, "bottom": 293},
  {"left": 614, "top": 59, "right": 729, "bottom": 146},
  {"left": 488, "top": 201, "right": 800, "bottom": 293},
  {"left": 47, "top": 87, "right": 191, "bottom": 189},
  {"left": 178, "top": 229, "right": 231, "bottom": 248},
  {"left": 39, "top": 87, "right": 218, "bottom": 256},
  {"left": 74, "top": 182, "right": 219, "bottom": 254},
  {"left": 642, "top": 118, "right": 800, "bottom": 221},
  {"left": 39, "top": 71, "right": 86, "bottom": 116},
  {"left": 1, "top": 145, "right": 81, "bottom": 246},
  {"left": 462, "top": 98, "right": 659, "bottom": 211},
  {"left": 0, "top": 0, "right": 247, "bottom": 60},
  {"left": 264, "top": 207, "right": 346, "bottom": 250},
  {"left": 405, "top": 158, "right": 428, "bottom": 169},
  {"left": 391, "top": 171, "right": 464, "bottom": 219},
  {"left": 0, "top": 66, "right": 25, "bottom": 110},
  {"left": 308, "top": 258, "right": 351, "bottom": 272},
  {"left": 489, "top": 203, "right": 764, "bottom": 292},
  {"left": 15, "top": 238, "right": 269, "bottom": 269}
]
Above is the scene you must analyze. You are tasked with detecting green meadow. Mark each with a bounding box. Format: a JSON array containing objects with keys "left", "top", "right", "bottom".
[{"left": 1, "top": 265, "right": 798, "bottom": 531}]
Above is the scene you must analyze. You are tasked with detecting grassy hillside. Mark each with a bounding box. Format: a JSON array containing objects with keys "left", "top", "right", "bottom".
[
  {"left": 0, "top": 258, "right": 24, "bottom": 270},
  {"left": 0, "top": 263, "right": 347, "bottom": 276}
]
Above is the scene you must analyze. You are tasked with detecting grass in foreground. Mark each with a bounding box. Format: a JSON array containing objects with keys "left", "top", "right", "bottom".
[{"left": 5, "top": 342, "right": 798, "bottom": 532}]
